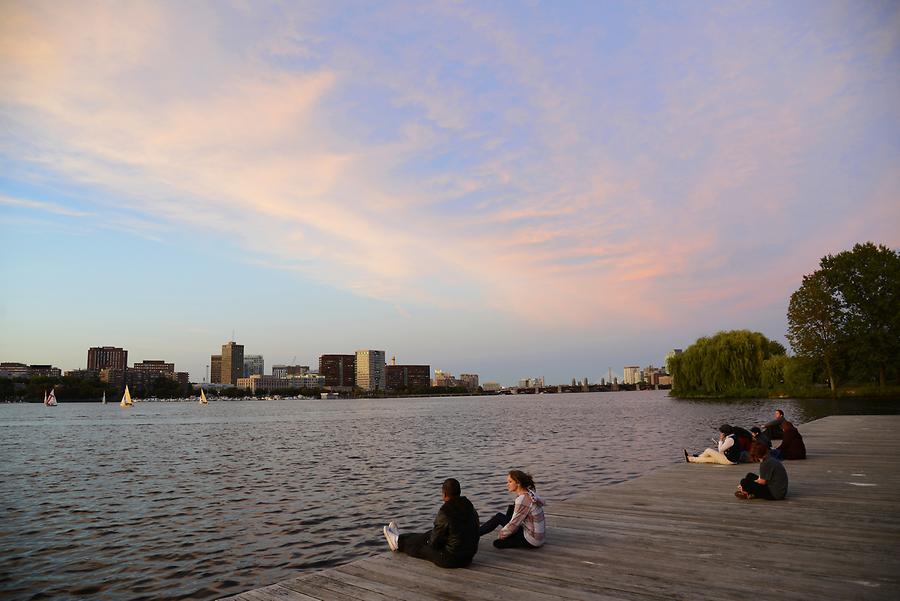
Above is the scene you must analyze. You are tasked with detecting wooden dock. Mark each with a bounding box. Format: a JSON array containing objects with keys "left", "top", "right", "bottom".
[{"left": 223, "top": 415, "right": 900, "bottom": 600}]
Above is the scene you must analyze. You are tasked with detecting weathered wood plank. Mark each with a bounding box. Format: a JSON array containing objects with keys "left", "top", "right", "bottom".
[{"left": 221, "top": 415, "right": 900, "bottom": 601}]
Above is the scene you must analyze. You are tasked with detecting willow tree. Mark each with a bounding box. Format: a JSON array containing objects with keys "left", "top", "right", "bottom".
[{"left": 670, "top": 330, "right": 785, "bottom": 396}]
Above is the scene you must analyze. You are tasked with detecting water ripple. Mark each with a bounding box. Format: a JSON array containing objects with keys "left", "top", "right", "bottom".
[{"left": 1, "top": 392, "right": 896, "bottom": 600}]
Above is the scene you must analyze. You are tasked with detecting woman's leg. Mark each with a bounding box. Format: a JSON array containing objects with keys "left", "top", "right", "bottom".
[
  {"left": 689, "top": 448, "right": 733, "bottom": 465},
  {"left": 492, "top": 526, "right": 536, "bottom": 549},
  {"left": 479, "top": 512, "right": 509, "bottom": 536}
]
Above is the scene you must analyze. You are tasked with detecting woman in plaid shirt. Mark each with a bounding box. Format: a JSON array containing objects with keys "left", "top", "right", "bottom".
[{"left": 479, "top": 470, "right": 546, "bottom": 548}]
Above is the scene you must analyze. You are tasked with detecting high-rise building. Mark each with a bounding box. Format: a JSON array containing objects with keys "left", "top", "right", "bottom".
[
  {"left": 221, "top": 341, "right": 244, "bottom": 386},
  {"left": 210, "top": 355, "right": 222, "bottom": 384},
  {"left": 623, "top": 366, "right": 641, "bottom": 385},
  {"left": 386, "top": 365, "right": 431, "bottom": 390},
  {"left": 355, "top": 349, "right": 385, "bottom": 391},
  {"left": 87, "top": 346, "right": 128, "bottom": 372},
  {"left": 244, "top": 355, "right": 264, "bottom": 377},
  {"left": 319, "top": 354, "right": 356, "bottom": 387}
]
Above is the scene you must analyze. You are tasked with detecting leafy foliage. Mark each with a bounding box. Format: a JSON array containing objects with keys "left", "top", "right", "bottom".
[
  {"left": 788, "top": 242, "right": 900, "bottom": 389},
  {"left": 669, "top": 330, "right": 785, "bottom": 396}
]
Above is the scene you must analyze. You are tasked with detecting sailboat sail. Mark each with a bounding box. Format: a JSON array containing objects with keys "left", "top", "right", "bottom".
[
  {"left": 120, "top": 385, "right": 133, "bottom": 407},
  {"left": 199, "top": 389, "right": 208, "bottom": 405},
  {"left": 102, "top": 391, "right": 106, "bottom": 405},
  {"left": 45, "top": 388, "right": 58, "bottom": 406}
]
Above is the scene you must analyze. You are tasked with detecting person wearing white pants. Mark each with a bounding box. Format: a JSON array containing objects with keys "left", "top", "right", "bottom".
[{"left": 684, "top": 424, "right": 740, "bottom": 465}]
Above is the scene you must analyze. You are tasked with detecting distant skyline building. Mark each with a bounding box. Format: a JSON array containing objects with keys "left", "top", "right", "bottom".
[
  {"left": 355, "top": 349, "right": 385, "bottom": 391},
  {"left": 243, "top": 355, "right": 264, "bottom": 378},
  {"left": 518, "top": 377, "right": 544, "bottom": 389},
  {"left": 210, "top": 354, "right": 222, "bottom": 384},
  {"left": 87, "top": 346, "right": 128, "bottom": 372},
  {"left": 318, "top": 355, "right": 356, "bottom": 387},
  {"left": 221, "top": 341, "right": 244, "bottom": 386},
  {"left": 0, "top": 362, "right": 62, "bottom": 378},
  {"left": 434, "top": 369, "right": 457, "bottom": 388},
  {"left": 386, "top": 364, "right": 431, "bottom": 390},
  {"left": 272, "top": 364, "right": 309, "bottom": 378},
  {"left": 623, "top": 366, "right": 641, "bottom": 385},
  {"left": 458, "top": 373, "right": 479, "bottom": 391}
]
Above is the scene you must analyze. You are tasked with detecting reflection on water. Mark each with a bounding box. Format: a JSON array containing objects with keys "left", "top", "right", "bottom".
[{"left": 1, "top": 391, "right": 897, "bottom": 600}]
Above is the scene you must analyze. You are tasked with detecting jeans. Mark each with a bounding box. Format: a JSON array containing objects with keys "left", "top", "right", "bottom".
[{"left": 479, "top": 504, "right": 536, "bottom": 549}]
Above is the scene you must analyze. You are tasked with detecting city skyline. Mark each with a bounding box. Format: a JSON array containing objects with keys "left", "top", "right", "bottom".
[{"left": 2, "top": 2, "right": 899, "bottom": 386}]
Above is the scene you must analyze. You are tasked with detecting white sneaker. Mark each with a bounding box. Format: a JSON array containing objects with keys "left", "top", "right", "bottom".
[{"left": 383, "top": 521, "right": 399, "bottom": 551}]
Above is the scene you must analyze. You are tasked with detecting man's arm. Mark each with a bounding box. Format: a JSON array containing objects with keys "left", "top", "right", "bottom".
[{"left": 429, "top": 507, "right": 450, "bottom": 549}]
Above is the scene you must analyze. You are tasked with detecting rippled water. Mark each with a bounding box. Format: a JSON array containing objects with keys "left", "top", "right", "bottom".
[{"left": 2, "top": 391, "right": 897, "bottom": 600}]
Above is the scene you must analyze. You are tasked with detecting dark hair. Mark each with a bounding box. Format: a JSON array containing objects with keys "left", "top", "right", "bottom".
[
  {"left": 719, "top": 424, "right": 734, "bottom": 435},
  {"left": 749, "top": 441, "right": 769, "bottom": 462},
  {"left": 508, "top": 470, "right": 536, "bottom": 491},
  {"left": 442, "top": 478, "right": 461, "bottom": 498},
  {"left": 750, "top": 426, "right": 762, "bottom": 435},
  {"left": 775, "top": 409, "right": 784, "bottom": 417}
]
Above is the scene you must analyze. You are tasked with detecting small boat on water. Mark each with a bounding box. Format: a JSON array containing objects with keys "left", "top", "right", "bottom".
[
  {"left": 44, "top": 388, "right": 58, "bottom": 406},
  {"left": 199, "top": 389, "right": 208, "bottom": 405},
  {"left": 120, "top": 385, "right": 133, "bottom": 408}
]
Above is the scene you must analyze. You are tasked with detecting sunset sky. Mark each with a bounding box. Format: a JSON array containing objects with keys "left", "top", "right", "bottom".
[{"left": 2, "top": 1, "right": 898, "bottom": 385}]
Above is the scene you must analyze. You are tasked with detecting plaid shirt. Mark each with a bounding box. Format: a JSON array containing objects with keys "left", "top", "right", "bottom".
[{"left": 499, "top": 489, "right": 545, "bottom": 547}]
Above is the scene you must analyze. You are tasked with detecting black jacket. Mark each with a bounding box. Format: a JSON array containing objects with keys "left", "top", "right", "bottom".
[{"left": 428, "top": 496, "right": 480, "bottom": 563}]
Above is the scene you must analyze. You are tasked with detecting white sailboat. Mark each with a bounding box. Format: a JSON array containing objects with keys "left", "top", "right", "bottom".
[
  {"left": 120, "top": 385, "right": 133, "bottom": 408},
  {"left": 101, "top": 391, "right": 107, "bottom": 405},
  {"left": 199, "top": 389, "right": 208, "bottom": 405},
  {"left": 45, "top": 387, "right": 58, "bottom": 406}
]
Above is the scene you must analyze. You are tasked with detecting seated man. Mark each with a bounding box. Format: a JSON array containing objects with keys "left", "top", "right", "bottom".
[
  {"left": 383, "top": 478, "right": 480, "bottom": 568},
  {"left": 736, "top": 442, "right": 789, "bottom": 500},
  {"left": 761, "top": 409, "right": 786, "bottom": 440}
]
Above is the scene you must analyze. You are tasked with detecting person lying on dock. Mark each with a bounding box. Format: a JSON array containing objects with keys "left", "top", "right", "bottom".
[
  {"left": 761, "top": 409, "right": 786, "bottom": 440},
  {"left": 735, "top": 442, "right": 788, "bottom": 500},
  {"left": 777, "top": 421, "right": 807, "bottom": 460},
  {"left": 478, "top": 470, "right": 546, "bottom": 549},
  {"left": 683, "top": 424, "right": 741, "bottom": 465},
  {"left": 382, "top": 478, "right": 480, "bottom": 568}
]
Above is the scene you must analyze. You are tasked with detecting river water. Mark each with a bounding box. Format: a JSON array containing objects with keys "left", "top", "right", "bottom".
[{"left": 2, "top": 391, "right": 897, "bottom": 600}]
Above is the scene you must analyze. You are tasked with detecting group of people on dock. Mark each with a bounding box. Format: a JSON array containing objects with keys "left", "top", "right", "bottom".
[
  {"left": 382, "top": 469, "right": 545, "bottom": 569},
  {"left": 683, "top": 409, "right": 807, "bottom": 501}
]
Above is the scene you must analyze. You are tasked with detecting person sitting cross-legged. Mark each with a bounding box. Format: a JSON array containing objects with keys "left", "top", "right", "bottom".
[{"left": 735, "top": 442, "right": 789, "bottom": 500}]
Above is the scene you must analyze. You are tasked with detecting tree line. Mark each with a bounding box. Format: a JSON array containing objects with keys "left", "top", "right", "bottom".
[{"left": 670, "top": 242, "right": 899, "bottom": 397}]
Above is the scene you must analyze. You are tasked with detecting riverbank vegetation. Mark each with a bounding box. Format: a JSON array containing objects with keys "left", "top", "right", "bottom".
[{"left": 670, "top": 242, "right": 899, "bottom": 399}]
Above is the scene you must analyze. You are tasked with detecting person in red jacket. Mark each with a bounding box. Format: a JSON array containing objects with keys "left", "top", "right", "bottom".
[{"left": 778, "top": 421, "right": 807, "bottom": 460}]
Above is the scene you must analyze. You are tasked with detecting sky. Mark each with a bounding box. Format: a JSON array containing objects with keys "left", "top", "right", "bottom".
[{"left": 1, "top": 1, "right": 899, "bottom": 386}]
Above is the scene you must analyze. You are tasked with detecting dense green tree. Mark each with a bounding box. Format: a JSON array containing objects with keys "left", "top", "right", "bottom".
[
  {"left": 669, "top": 330, "right": 785, "bottom": 396},
  {"left": 819, "top": 242, "right": 900, "bottom": 388},
  {"left": 787, "top": 270, "right": 844, "bottom": 393}
]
